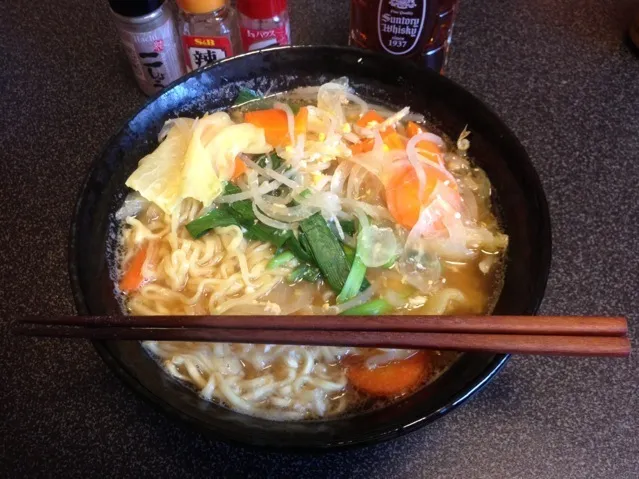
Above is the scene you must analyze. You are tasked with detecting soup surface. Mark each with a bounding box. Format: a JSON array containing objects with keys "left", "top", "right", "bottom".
[{"left": 116, "top": 79, "right": 508, "bottom": 420}]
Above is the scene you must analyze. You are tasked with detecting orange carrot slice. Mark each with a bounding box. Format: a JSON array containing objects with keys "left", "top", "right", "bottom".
[
  {"left": 406, "top": 121, "right": 442, "bottom": 161},
  {"left": 119, "top": 245, "right": 148, "bottom": 293},
  {"left": 295, "top": 106, "right": 308, "bottom": 134},
  {"left": 349, "top": 138, "right": 375, "bottom": 154},
  {"left": 232, "top": 156, "right": 247, "bottom": 179},
  {"left": 244, "top": 107, "right": 307, "bottom": 146},
  {"left": 346, "top": 352, "right": 431, "bottom": 397},
  {"left": 385, "top": 165, "right": 451, "bottom": 229},
  {"left": 381, "top": 130, "right": 406, "bottom": 150},
  {"left": 356, "top": 110, "right": 385, "bottom": 128},
  {"left": 406, "top": 121, "right": 422, "bottom": 137}
]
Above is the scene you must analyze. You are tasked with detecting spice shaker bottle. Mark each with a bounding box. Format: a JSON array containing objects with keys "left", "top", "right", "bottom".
[
  {"left": 109, "top": 0, "right": 185, "bottom": 96},
  {"left": 176, "top": 0, "right": 241, "bottom": 72},
  {"left": 237, "top": 0, "right": 291, "bottom": 52}
]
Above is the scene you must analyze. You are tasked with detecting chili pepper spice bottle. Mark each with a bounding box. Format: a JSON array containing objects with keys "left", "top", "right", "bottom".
[
  {"left": 237, "top": 0, "right": 291, "bottom": 52},
  {"left": 109, "top": 0, "right": 185, "bottom": 96},
  {"left": 176, "top": 0, "right": 242, "bottom": 72}
]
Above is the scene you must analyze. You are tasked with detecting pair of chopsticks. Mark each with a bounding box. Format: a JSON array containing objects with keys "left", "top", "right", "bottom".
[{"left": 13, "top": 314, "right": 631, "bottom": 357}]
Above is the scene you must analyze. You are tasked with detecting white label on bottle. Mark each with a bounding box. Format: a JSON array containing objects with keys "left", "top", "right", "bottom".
[
  {"left": 377, "top": 0, "right": 427, "bottom": 55},
  {"left": 119, "top": 16, "right": 184, "bottom": 94}
]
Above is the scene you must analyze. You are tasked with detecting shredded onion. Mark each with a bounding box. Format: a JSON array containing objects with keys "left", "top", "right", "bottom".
[
  {"left": 274, "top": 102, "right": 296, "bottom": 146},
  {"left": 411, "top": 131, "right": 446, "bottom": 149},
  {"left": 299, "top": 191, "right": 342, "bottom": 218},
  {"left": 378, "top": 106, "right": 410, "bottom": 131},
  {"left": 347, "top": 164, "right": 366, "bottom": 200},
  {"left": 240, "top": 155, "right": 301, "bottom": 189},
  {"left": 366, "top": 350, "right": 415, "bottom": 368},
  {"left": 331, "top": 161, "right": 353, "bottom": 195},
  {"left": 405, "top": 138, "right": 428, "bottom": 203},
  {"left": 332, "top": 214, "right": 345, "bottom": 241},
  {"left": 216, "top": 180, "right": 280, "bottom": 203},
  {"left": 344, "top": 91, "right": 369, "bottom": 117},
  {"left": 343, "top": 132, "right": 360, "bottom": 144},
  {"left": 251, "top": 202, "right": 294, "bottom": 230},
  {"left": 341, "top": 198, "right": 393, "bottom": 220},
  {"left": 253, "top": 195, "right": 315, "bottom": 222},
  {"left": 317, "top": 82, "right": 347, "bottom": 126}
]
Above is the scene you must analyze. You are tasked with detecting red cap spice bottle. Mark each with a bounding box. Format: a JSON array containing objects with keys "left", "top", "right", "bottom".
[{"left": 237, "top": 0, "right": 291, "bottom": 52}]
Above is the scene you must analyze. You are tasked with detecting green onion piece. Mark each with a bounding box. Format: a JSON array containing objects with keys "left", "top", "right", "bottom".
[
  {"left": 287, "top": 264, "right": 321, "bottom": 284},
  {"left": 222, "top": 182, "right": 292, "bottom": 247},
  {"left": 381, "top": 255, "right": 399, "bottom": 269},
  {"left": 185, "top": 207, "right": 239, "bottom": 239},
  {"left": 285, "top": 236, "right": 314, "bottom": 264},
  {"left": 256, "top": 152, "right": 283, "bottom": 170},
  {"left": 339, "top": 219, "right": 357, "bottom": 237},
  {"left": 299, "top": 233, "right": 313, "bottom": 257},
  {"left": 340, "top": 298, "right": 393, "bottom": 316},
  {"left": 244, "top": 223, "right": 292, "bottom": 249},
  {"left": 224, "top": 182, "right": 242, "bottom": 195},
  {"left": 336, "top": 254, "right": 367, "bottom": 303},
  {"left": 233, "top": 88, "right": 261, "bottom": 105},
  {"left": 298, "top": 189, "right": 312, "bottom": 199},
  {"left": 187, "top": 181, "right": 291, "bottom": 247},
  {"left": 342, "top": 244, "right": 371, "bottom": 291},
  {"left": 222, "top": 183, "right": 254, "bottom": 222},
  {"left": 299, "top": 213, "right": 352, "bottom": 293},
  {"left": 267, "top": 251, "right": 296, "bottom": 270},
  {"left": 343, "top": 244, "right": 355, "bottom": 263}
]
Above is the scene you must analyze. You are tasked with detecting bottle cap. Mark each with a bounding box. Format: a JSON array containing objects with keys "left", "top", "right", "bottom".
[
  {"left": 237, "top": 0, "right": 287, "bottom": 20},
  {"left": 108, "top": 0, "right": 165, "bottom": 17},
  {"left": 177, "top": 0, "right": 227, "bottom": 14}
]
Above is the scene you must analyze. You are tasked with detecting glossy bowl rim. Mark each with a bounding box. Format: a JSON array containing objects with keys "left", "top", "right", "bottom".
[{"left": 68, "top": 45, "right": 552, "bottom": 450}]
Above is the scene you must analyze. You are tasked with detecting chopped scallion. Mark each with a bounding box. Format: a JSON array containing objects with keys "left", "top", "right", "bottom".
[
  {"left": 267, "top": 251, "right": 296, "bottom": 270},
  {"left": 299, "top": 213, "right": 352, "bottom": 293},
  {"left": 287, "top": 264, "right": 321, "bottom": 284},
  {"left": 340, "top": 298, "right": 393, "bottom": 316}
]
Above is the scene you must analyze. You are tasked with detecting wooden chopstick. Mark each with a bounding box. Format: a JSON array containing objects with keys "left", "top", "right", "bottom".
[
  {"left": 13, "top": 315, "right": 630, "bottom": 357},
  {"left": 12, "top": 324, "right": 630, "bottom": 357},
  {"left": 18, "top": 315, "right": 629, "bottom": 336}
]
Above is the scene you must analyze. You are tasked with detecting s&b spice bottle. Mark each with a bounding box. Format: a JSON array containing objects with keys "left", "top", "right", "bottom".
[{"left": 176, "top": 0, "right": 242, "bottom": 72}]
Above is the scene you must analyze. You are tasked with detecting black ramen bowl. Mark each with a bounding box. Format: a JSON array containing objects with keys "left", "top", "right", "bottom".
[{"left": 70, "top": 46, "right": 551, "bottom": 450}]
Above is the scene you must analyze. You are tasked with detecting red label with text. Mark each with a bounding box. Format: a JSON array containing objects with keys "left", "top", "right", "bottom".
[
  {"left": 183, "top": 35, "right": 233, "bottom": 71},
  {"left": 240, "top": 24, "right": 289, "bottom": 52}
]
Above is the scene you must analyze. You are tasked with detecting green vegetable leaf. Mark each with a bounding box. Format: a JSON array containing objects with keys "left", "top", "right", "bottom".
[
  {"left": 299, "top": 213, "right": 353, "bottom": 293},
  {"left": 267, "top": 251, "right": 297, "bottom": 270},
  {"left": 185, "top": 207, "right": 240, "bottom": 238},
  {"left": 336, "top": 254, "right": 367, "bottom": 303},
  {"left": 285, "top": 236, "right": 314, "bottom": 264},
  {"left": 256, "top": 152, "right": 284, "bottom": 170},
  {"left": 340, "top": 298, "right": 393, "bottom": 316},
  {"left": 338, "top": 219, "right": 356, "bottom": 237},
  {"left": 287, "top": 264, "right": 321, "bottom": 284},
  {"left": 233, "top": 88, "right": 261, "bottom": 106}
]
